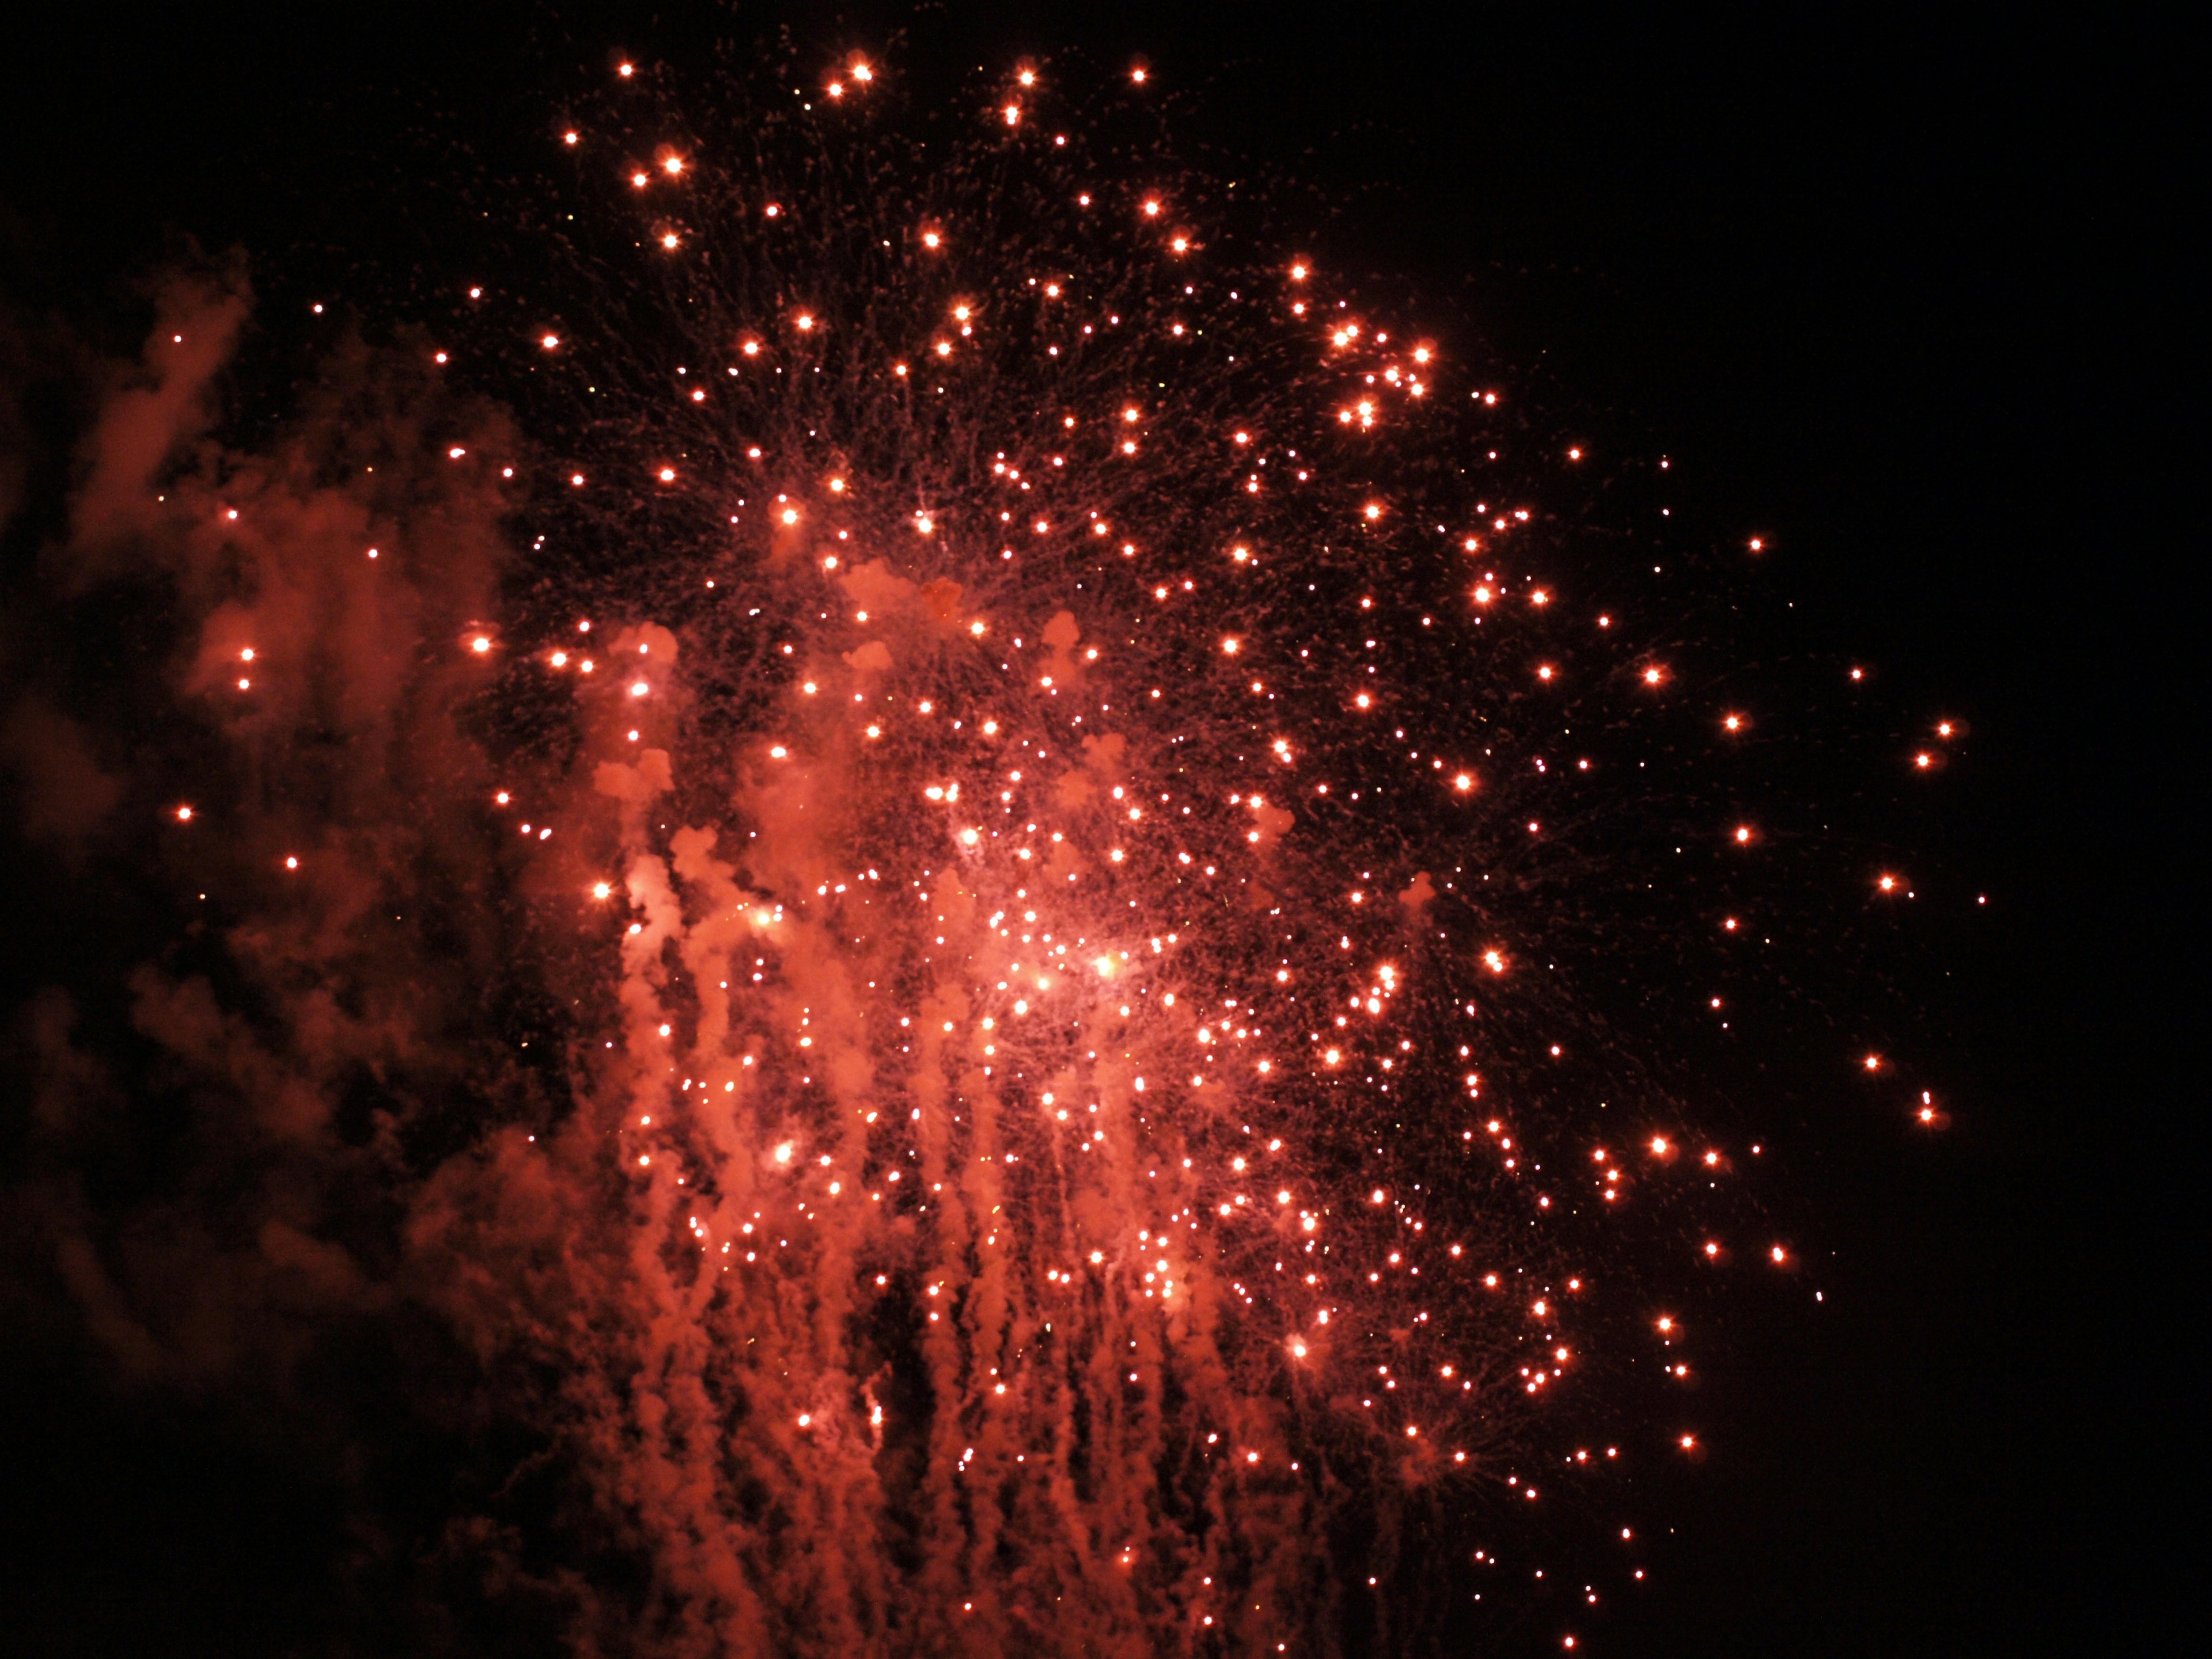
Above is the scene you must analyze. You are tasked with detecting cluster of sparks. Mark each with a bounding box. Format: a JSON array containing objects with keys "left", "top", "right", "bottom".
[{"left": 165, "top": 49, "right": 1956, "bottom": 1656}]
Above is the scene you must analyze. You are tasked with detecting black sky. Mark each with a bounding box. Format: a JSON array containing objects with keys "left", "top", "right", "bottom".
[{"left": 1, "top": 3, "right": 2190, "bottom": 1653}]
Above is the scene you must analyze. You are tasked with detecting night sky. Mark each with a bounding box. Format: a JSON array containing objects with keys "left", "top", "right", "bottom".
[{"left": 0, "top": 4, "right": 2187, "bottom": 1654}]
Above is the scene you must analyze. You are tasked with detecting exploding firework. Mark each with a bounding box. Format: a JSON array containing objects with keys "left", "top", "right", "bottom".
[{"left": 0, "top": 43, "right": 1949, "bottom": 1659}]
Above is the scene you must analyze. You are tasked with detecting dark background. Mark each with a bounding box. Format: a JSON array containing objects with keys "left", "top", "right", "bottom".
[{"left": 1, "top": 3, "right": 2191, "bottom": 1653}]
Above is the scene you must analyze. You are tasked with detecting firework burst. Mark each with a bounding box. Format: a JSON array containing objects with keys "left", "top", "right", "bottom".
[{"left": 0, "top": 44, "right": 1950, "bottom": 1659}]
